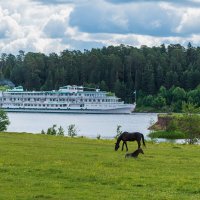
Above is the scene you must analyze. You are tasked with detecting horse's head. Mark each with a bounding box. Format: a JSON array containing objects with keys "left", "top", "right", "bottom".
[
  {"left": 115, "top": 143, "right": 120, "bottom": 151},
  {"left": 138, "top": 148, "right": 144, "bottom": 154}
]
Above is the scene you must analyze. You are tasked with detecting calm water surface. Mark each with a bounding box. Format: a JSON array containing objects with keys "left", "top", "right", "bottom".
[{"left": 7, "top": 112, "right": 158, "bottom": 139}]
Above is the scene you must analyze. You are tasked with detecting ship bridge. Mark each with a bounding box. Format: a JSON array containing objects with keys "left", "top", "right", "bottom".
[{"left": 59, "top": 85, "right": 84, "bottom": 93}]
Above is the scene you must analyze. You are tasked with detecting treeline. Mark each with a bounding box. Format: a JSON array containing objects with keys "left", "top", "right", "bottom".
[
  {"left": 0, "top": 43, "right": 200, "bottom": 111},
  {"left": 137, "top": 86, "right": 200, "bottom": 112}
]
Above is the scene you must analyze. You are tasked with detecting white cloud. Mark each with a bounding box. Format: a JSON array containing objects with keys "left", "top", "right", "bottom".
[
  {"left": 69, "top": 1, "right": 182, "bottom": 36},
  {"left": 1, "top": 0, "right": 200, "bottom": 55},
  {"left": 176, "top": 7, "right": 200, "bottom": 35},
  {"left": 0, "top": 7, "right": 22, "bottom": 39},
  {"left": 0, "top": 0, "right": 73, "bottom": 54},
  {"left": 43, "top": 7, "right": 73, "bottom": 38}
]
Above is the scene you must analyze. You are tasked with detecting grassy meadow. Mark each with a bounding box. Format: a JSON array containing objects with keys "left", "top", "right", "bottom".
[{"left": 0, "top": 132, "right": 200, "bottom": 200}]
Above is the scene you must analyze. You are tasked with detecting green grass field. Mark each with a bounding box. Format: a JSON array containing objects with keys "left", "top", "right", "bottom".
[{"left": 0, "top": 132, "right": 200, "bottom": 200}]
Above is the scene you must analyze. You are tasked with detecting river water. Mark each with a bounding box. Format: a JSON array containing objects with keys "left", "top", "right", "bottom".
[{"left": 7, "top": 112, "right": 158, "bottom": 139}]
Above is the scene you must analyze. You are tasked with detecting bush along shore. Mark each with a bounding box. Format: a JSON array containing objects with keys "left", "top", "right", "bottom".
[{"left": 148, "top": 103, "right": 200, "bottom": 143}]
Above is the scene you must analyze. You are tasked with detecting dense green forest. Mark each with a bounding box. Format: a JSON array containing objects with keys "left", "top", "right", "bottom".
[{"left": 0, "top": 43, "right": 200, "bottom": 112}]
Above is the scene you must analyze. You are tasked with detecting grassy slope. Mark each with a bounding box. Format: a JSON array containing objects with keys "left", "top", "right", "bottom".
[{"left": 0, "top": 133, "right": 200, "bottom": 200}]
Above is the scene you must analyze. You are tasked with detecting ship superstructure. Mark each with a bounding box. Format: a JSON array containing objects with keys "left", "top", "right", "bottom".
[{"left": 0, "top": 85, "right": 135, "bottom": 114}]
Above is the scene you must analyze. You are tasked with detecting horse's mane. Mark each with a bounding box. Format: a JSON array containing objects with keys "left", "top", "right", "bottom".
[{"left": 116, "top": 133, "right": 123, "bottom": 144}]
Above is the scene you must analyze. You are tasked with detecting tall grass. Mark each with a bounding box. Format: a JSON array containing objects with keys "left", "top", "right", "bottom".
[{"left": 148, "top": 130, "right": 187, "bottom": 139}]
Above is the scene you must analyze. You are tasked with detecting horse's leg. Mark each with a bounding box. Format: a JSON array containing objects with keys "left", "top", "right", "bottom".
[
  {"left": 137, "top": 141, "right": 141, "bottom": 149},
  {"left": 125, "top": 141, "right": 128, "bottom": 151},
  {"left": 122, "top": 142, "right": 124, "bottom": 151}
]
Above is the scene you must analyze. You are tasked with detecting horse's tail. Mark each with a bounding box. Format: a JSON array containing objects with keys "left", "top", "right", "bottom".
[{"left": 141, "top": 134, "right": 146, "bottom": 147}]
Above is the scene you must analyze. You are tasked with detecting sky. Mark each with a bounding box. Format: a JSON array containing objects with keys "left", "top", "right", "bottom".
[{"left": 1, "top": 0, "right": 200, "bottom": 54}]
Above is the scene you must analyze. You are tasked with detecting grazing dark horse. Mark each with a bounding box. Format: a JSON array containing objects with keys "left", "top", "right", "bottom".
[
  {"left": 115, "top": 132, "right": 146, "bottom": 151},
  {"left": 125, "top": 148, "right": 144, "bottom": 158}
]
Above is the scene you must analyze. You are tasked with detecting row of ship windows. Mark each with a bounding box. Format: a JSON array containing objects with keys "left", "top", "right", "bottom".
[
  {"left": 2, "top": 104, "right": 114, "bottom": 107},
  {"left": 2, "top": 98, "right": 117, "bottom": 102},
  {"left": 1, "top": 103, "right": 72, "bottom": 107},
  {"left": 9, "top": 104, "right": 69, "bottom": 107},
  {"left": 8, "top": 93, "right": 105, "bottom": 97}
]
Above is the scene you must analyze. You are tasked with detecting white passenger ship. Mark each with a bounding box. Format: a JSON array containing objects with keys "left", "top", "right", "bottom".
[{"left": 0, "top": 85, "right": 135, "bottom": 114}]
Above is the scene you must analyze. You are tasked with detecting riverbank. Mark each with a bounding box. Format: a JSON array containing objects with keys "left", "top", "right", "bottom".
[
  {"left": 0, "top": 132, "right": 200, "bottom": 200},
  {"left": 148, "top": 113, "right": 200, "bottom": 142}
]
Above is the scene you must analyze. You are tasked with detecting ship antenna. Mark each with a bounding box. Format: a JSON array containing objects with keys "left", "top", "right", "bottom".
[{"left": 134, "top": 90, "right": 137, "bottom": 104}]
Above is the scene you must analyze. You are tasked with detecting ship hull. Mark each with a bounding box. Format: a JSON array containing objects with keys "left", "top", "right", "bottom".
[{"left": 2, "top": 106, "right": 135, "bottom": 114}]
